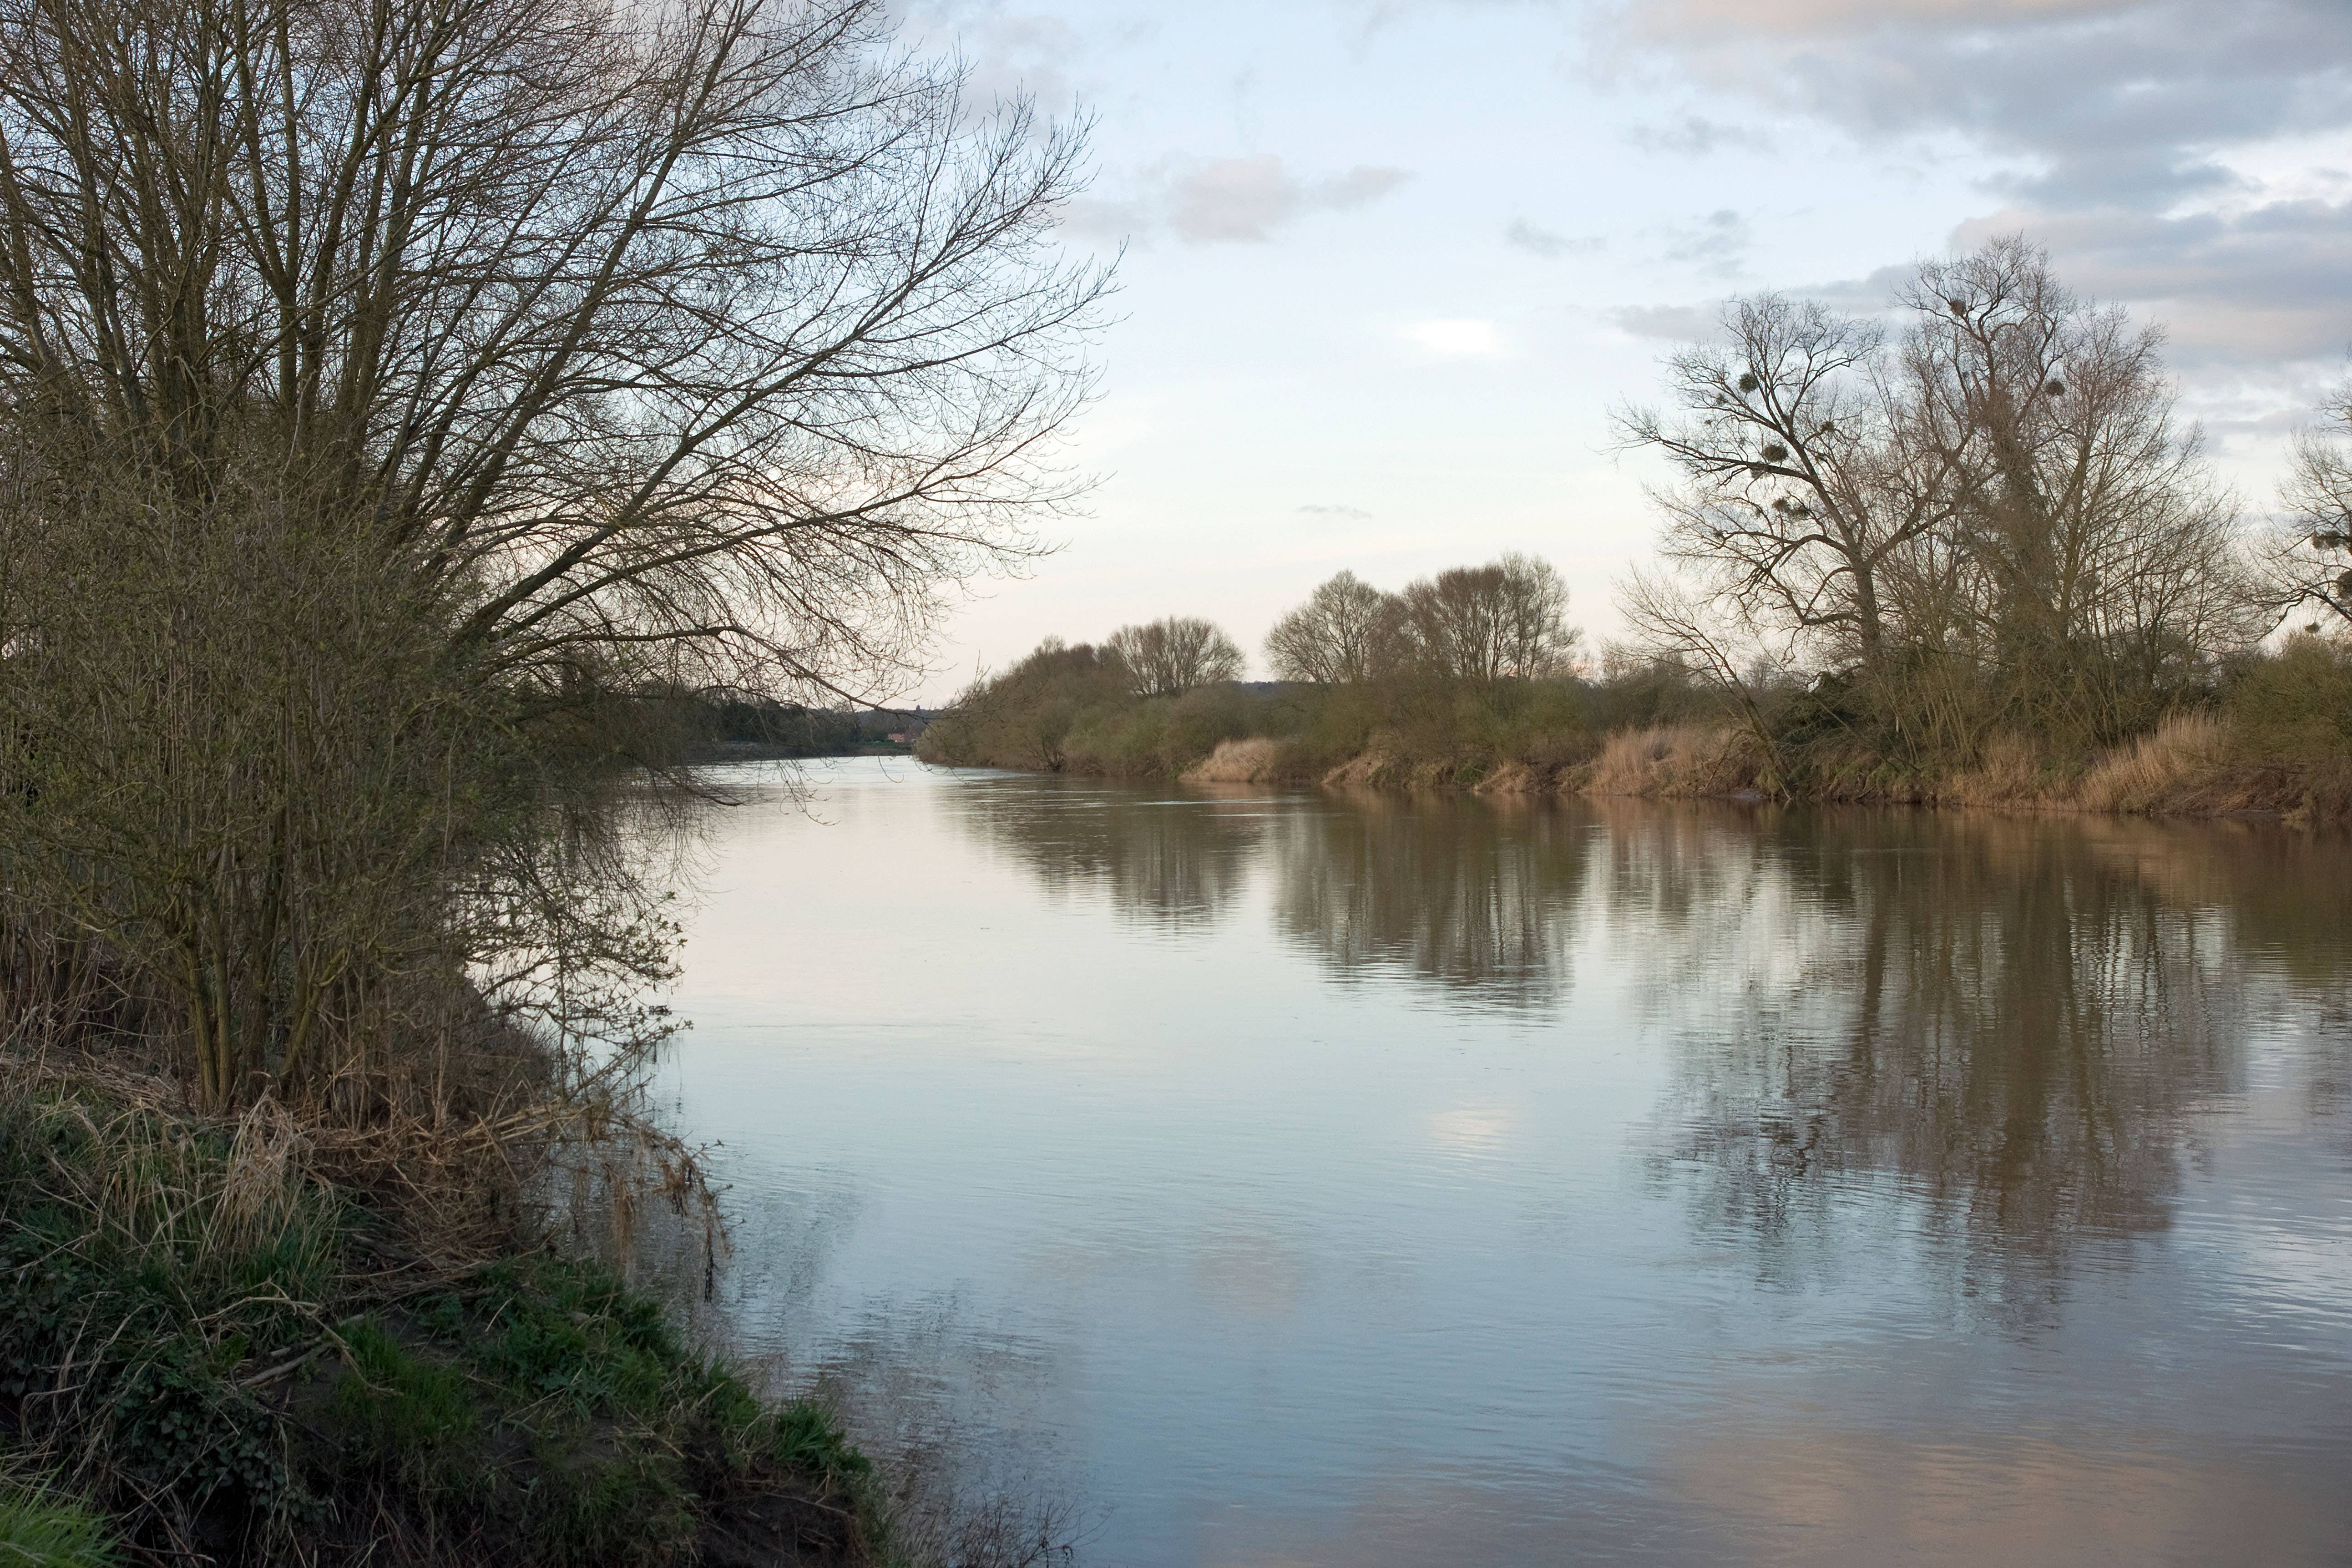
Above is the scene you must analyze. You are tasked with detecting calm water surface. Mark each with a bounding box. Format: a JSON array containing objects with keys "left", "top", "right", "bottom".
[{"left": 666, "top": 757, "right": 2352, "bottom": 1566}]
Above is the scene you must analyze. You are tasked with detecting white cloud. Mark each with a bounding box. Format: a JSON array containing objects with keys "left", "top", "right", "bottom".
[
  {"left": 1506, "top": 218, "right": 1604, "bottom": 258},
  {"left": 1165, "top": 156, "right": 1411, "bottom": 243},
  {"left": 1612, "top": 302, "right": 1724, "bottom": 341},
  {"left": 1399, "top": 319, "right": 1507, "bottom": 357}
]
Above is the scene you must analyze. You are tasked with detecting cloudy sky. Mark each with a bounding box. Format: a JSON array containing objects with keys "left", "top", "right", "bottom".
[{"left": 892, "top": 0, "right": 2352, "bottom": 700}]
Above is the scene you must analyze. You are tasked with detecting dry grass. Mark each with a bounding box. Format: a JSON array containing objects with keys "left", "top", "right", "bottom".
[
  {"left": 1182, "top": 737, "right": 1280, "bottom": 783},
  {"left": 1585, "top": 725, "right": 1765, "bottom": 798},
  {"left": 1471, "top": 760, "right": 1546, "bottom": 795},
  {"left": 1938, "top": 732, "right": 2070, "bottom": 808},
  {"left": 1562, "top": 710, "right": 2346, "bottom": 824},
  {"left": 2076, "top": 712, "right": 2229, "bottom": 813}
]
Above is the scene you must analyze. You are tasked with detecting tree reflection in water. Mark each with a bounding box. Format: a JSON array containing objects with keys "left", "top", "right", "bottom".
[
  {"left": 945, "top": 778, "right": 1269, "bottom": 933},
  {"left": 1629, "top": 804, "right": 2352, "bottom": 1319},
  {"left": 1268, "top": 791, "right": 1595, "bottom": 1008},
  {"left": 941, "top": 771, "right": 2350, "bottom": 1318}
]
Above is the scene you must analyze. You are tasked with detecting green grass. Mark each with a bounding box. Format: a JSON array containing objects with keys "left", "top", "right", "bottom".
[
  {"left": 0, "top": 1477, "right": 118, "bottom": 1568},
  {"left": 1, "top": 1083, "right": 899, "bottom": 1566},
  {"left": 304, "top": 1257, "right": 894, "bottom": 1565},
  {"left": 331, "top": 1320, "right": 480, "bottom": 1488}
]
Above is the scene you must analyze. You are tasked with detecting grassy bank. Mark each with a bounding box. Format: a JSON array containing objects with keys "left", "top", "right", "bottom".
[
  {"left": 916, "top": 636, "right": 2352, "bottom": 824},
  {"left": 0, "top": 1053, "right": 954, "bottom": 1568}
]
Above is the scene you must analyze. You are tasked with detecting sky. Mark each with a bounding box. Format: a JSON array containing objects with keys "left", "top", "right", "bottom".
[{"left": 888, "top": 0, "right": 2352, "bottom": 702}]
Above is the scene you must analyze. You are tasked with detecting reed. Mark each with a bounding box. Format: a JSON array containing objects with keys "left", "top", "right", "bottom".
[
  {"left": 1585, "top": 726, "right": 1764, "bottom": 799},
  {"left": 2076, "top": 713, "right": 2230, "bottom": 813}
]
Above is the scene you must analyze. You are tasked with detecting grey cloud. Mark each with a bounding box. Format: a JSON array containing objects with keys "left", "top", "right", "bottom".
[
  {"left": 1951, "top": 200, "right": 2352, "bottom": 370},
  {"left": 1616, "top": 197, "right": 2352, "bottom": 440},
  {"left": 1299, "top": 503, "right": 1375, "bottom": 520},
  {"left": 1506, "top": 218, "right": 1604, "bottom": 258},
  {"left": 1611, "top": 303, "right": 1724, "bottom": 341},
  {"left": 1625, "top": 0, "right": 2352, "bottom": 207},
  {"left": 1613, "top": 0, "right": 2352, "bottom": 376},
  {"left": 1659, "top": 208, "right": 1751, "bottom": 275},
  {"left": 1627, "top": 116, "right": 1769, "bottom": 157},
  {"left": 1168, "top": 157, "right": 1410, "bottom": 243}
]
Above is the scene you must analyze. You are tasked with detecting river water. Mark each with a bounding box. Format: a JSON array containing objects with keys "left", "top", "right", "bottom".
[{"left": 664, "top": 757, "right": 2352, "bottom": 1566}]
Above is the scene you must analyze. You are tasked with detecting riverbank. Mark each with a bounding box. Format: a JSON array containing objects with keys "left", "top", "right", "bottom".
[
  {"left": 916, "top": 636, "right": 2352, "bottom": 826},
  {"left": 0, "top": 1048, "right": 899, "bottom": 1568},
  {"left": 1178, "top": 716, "right": 2352, "bottom": 825}
]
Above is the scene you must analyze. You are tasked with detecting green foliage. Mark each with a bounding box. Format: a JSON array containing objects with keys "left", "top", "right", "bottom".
[
  {"left": 468, "top": 1257, "right": 690, "bottom": 1421},
  {"left": 2225, "top": 637, "right": 2352, "bottom": 759},
  {"left": 0, "top": 1476, "right": 119, "bottom": 1568},
  {"left": 769, "top": 1402, "right": 874, "bottom": 1490},
  {"left": 522, "top": 1433, "right": 700, "bottom": 1568},
  {"left": 764, "top": 1402, "right": 891, "bottom": 1561},
  {"left": 2, "top": 1087, "right": 897, "bottom": 1567},
  {"left": 918, "top": 639, "right": 1136, "bottom": 770},
  {"left": 332, "top": 1321, "right": 479, "bottom": 1475},
  {"left": 1064, "top": 684, "right": 1267, "bottom": 775},
  {"left": 921, "top": 632, "right": 1655, "bottom": 782},
  {"left": 0, "top": 1093, "right": 337, "bottom": 1529}
]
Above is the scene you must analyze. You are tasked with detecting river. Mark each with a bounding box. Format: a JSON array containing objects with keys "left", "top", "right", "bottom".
[{"left": 662, "top": 757, "right": 2352, "bottom": 1567}]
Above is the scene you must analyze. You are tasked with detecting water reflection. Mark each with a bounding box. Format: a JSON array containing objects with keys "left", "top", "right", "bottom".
[
  {"left": 1632, "top": 806, "right": 2351, "bottom": 1313},
  {"left": 945, "top": 777, "right": 1268, "bottom": 932},
  {"left": 951, "top": 780, "right": 1599, "bottom": 1006},
  {"left": 938, "top": 774, "right": 2352, "bottom": 1307},
  {"left": 1269, "top": 794, "right": 1593, "bottom": 1007},
  {"left": 674, "top": 763, "right": 2352, "bottom": 1568}
]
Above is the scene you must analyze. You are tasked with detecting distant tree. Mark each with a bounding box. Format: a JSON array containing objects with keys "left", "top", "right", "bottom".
[
  {"left": 1398, "top": 554, "right": 1580, "bottom": 682},
  {"left": 1262, "top": 571, "right": 1409, "bottom": 683},
  {"left": 1106, "top": 617, "right": 1246, "bottom": 697},
  {"left": 918, "top": 637, "right": 1129, "bottom": 769}
]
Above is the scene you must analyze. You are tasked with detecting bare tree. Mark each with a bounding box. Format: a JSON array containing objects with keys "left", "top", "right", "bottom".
[
  {"left": 1614, "top": 295, "right": 1970, "bottom": 668},
  {"left": 1398, "top": 553, "right": 1580, "bottom": 682},
  {"left": 1262, "top": 570, "right": 1408, "bottom": 683},
  {"left": 0, "top": 0, "right": 1105, "bottom": 1105},
  {"left": 1902, "top": 238, "right": 2255, "bottom": 739},
  {"left": 1617, "top": 567, "right": 1784, "bottom": 764},
  {"left": 0, "top": 0, "right": 1104, "bottom": 705},
  {"left": 1618, "top": 238, "right": 2253, "bottom": 752},
  {"left": 2277, "top": 380, "right": 2352, "bottom": 630},
  {"left": 1105, "top": 616, "right": 1245, "bottom": 697}
]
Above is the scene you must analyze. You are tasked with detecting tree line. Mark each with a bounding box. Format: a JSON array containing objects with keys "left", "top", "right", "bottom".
[
  {"left": 930, "top": 238, "right": 2352, "bottom": 793},
  {"left": 1615, "top": 236, "right": 2345, "bottom": 763}
]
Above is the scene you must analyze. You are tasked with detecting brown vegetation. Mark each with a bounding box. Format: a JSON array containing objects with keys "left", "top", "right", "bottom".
[
  {"left": 0, "top": 0, "right": 1100, "bottom": 1559},
  {"left": 922, "top": 240, "right": 2352, "bottom": 829}
]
